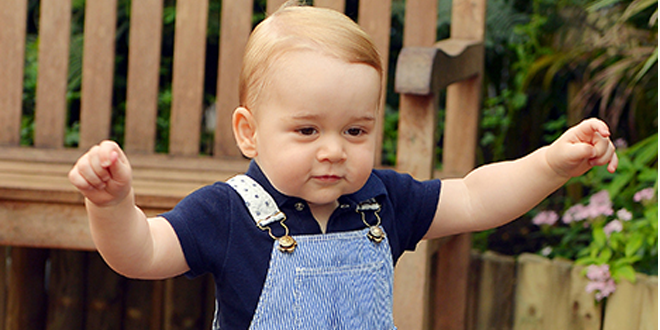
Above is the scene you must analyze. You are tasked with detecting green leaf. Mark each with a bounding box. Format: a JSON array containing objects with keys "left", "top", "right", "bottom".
[
  {"left": 587, "top": 0, "right": 624, "bottom": 12},
  {"left": 632, "top": 138, "right": 658, "bottom": 168},
  {"left": 606, "top": 170, "right": 636, "bottom": 198},
  {"left": 612, "top": 265, "right": 637, "bottom": 283},
  {"left": 609, "top": 236, "right": 621, "bottom": 251},
  {"left": 625, "top": 234, "right": 644, "bottom": 258},
  {"left": 645, "top": 206, "right": 658, "bottom": 230},
  {"left": 594, "top": 227, "right": 607, "bottom": 248},
  {"left": 621, "top": 0, "right": 659, "bottom": 23},
  {"left": 576, "top": 257, "right": 599, "bottom": 266},
  {"left": 633, "top": 47, "right": 657, "bottom": 83},
  {"left": 613, "top": 256, "right": 642, "bottom": 267},
  {"left": 638, "top": 167, "right": 658, "bottom": 183},
  {"left": 597, "top": 248, "right": 613, "bottom": 263}
]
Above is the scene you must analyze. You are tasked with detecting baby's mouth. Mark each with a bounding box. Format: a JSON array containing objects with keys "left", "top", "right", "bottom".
[{"left": 312, "top": 175, "right": 342, "bottom": 183}]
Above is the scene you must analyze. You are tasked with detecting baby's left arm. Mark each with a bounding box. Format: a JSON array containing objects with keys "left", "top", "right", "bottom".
[{"left": 425, "top": 118, "right": 618, "bottom": 239}]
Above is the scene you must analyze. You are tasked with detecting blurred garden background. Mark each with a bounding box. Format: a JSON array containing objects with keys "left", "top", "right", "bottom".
[{"left": 18, "top": 0, "right": 657, "bottom": 300}]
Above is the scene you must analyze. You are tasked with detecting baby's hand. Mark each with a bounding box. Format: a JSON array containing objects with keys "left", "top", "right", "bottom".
[
  {"left": 68, "top": 140, "right": 133, "bottom": 206},
  {"left": 546, "top": 118, "right": 618, "bottom": 178}
]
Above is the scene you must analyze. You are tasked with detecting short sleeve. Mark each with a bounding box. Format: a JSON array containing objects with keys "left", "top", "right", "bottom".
[
  {"left": 375, "top": 170, "right": 441, "bottom": 253},
  {"left": 160, "top": 183, "right": 231, "bottom": 278}
]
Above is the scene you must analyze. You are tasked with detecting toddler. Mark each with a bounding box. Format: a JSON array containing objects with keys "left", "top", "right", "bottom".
[{"left": 68, "top": 3, "right": 618, "bottom": 329}]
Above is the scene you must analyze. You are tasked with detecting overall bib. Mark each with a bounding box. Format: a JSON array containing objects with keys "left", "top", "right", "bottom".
[{"left": 218, "top": 175, "right": 396, "bottom": 330}]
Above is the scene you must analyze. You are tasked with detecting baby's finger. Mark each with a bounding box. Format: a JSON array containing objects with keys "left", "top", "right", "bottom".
[
  {"left": 607, "top": 151, "right": 619, "bottom": 173},
  {"left": 590, "top": 138, "right": 617, "bottom": 169},
  {"left": 88, "top": 146, "right": 114, "bottom": 183},
  {"left": 68, "top": 166, "right": 94, "bottom": 191},
  {"left": 579, "top": 118, "right": 611, "bottom": 138},
  {"left": 98, "top": 141, "right": 131, "bottom": 184},
  {"left": 73, "top": 154, "right": 108, "bottom": 190}
]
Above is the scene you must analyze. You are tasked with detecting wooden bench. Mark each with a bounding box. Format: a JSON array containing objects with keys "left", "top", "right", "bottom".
[{"left": 0, "top": 0, "right": 485, "bottom": 329}]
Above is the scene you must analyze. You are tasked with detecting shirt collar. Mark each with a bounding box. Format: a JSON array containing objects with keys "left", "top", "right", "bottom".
[{"left": 245, "top": 160, "right": 387, "bottom": 208}]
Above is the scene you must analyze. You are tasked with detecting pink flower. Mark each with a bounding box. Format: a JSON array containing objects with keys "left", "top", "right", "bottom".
[
  {"left": 589, "top": 190, "right": 611, "bottom": 206},
  {"left": 588, "top": 190, "right": 614, "bottom": 217},
  {"left": 616, "top": 208, "right": 632, "bottom": 221},
  {"left": 532, "top": 210, "right": 559, "bottom": 226},
  {"left": 585, "top": 264, "right": 617, "bottom": 301},
  {"left": 586, "top": 278, "right": 617, "bottom": 301},
  {"left": 563, "top": 191, "right": 614, "bottom": 224},
  {"left": 586, "top": 264, "right": 611, "bottom": 282},
  {"left": 633, "top": 188, "right": 655, "bottom": 202},
  {"left": 563, "top": 204, "right": 588, "bottom": 223},
  {"left": 614, "top": 138, "right": 628, "bottom": 149},
  {"left": 603, "top": 220, "right": 623, "bottom": 237}
]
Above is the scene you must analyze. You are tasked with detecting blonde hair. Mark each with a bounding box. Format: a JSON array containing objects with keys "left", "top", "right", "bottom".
[{"left": 239, "top": 3, "right": 383, "bottom": 110}]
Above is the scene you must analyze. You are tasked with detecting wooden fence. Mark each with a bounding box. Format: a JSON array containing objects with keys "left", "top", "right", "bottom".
[
  {"left": 0, "top": 248, "right": 655, "bottom": 329},
  {"left": 466, "top": 252, "right": 658, "bottom": 330}
]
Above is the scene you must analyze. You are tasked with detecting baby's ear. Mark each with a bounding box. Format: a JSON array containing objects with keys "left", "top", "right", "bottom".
[{"left": 232, "top": 107, "right": 258, "bottom": 158}]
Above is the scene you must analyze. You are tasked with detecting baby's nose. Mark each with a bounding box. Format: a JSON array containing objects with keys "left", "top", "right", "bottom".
[{"left": 317, "top": 137, "right": 347, "bottom": 163}]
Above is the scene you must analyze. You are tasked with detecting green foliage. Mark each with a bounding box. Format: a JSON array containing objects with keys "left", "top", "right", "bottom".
[
  {"left": 480, "top": 89, "right": 526, "bottom": 161},
  {"left": 532, "top": 135, "right": 658, "bottom": 284}
]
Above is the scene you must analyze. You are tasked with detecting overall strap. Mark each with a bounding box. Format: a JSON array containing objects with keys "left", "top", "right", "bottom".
[
  {"left": 227, "top": 175, "right": 285, "bottom": 227},
  {"left": 227, "top": 175, "right": 297, "bottom": 253}
]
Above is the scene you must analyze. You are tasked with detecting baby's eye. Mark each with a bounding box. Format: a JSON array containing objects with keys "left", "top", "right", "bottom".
[
  {"left": 345, "top": 128, "right": 365, "bottom": 137},
  {"left": 297, "top": 127, "right": 317, "bottom": 136}
]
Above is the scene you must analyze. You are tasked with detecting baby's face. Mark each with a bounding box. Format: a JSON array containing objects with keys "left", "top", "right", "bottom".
[{"left": 251, "top": 50, "right": 381, "bottom": 211}]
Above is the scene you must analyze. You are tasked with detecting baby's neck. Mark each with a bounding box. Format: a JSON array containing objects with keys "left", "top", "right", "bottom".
[{"left": 308, "top": 201, "right": 339, "bottom": 233}]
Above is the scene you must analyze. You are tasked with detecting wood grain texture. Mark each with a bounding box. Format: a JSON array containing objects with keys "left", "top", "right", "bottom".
[
  {"left": 5, "top": 248, "right": 48, "bottom": 330},
  {"left": 125, "top": 0, "right": 163, "bottom": 153},
  {"left": 85, "top": 253, "right": 124, "bottom": 330},
  {"left": 474, "top": 252, "right": 515, "bottom": 330},
  {"left": 79, "top": 0, "right": 117, "bottom": 149},
  {"left": 266, "top": 0, "right": 288, "bottom": 15},
  {"left": 163, "top": 276, "right": 208, "bottom": 330},
  {"left": 395, "top": 40, "right": 484, "bottom": 95},
  {"left": 214, "top": 0, "right": 252, "bottom": 157},
  {"left": 0, "top": 0, "right": 28, "bottom": 145},
  {"left": 514, "top": 254, "right": 553, "bottom": 330},
  {"left": 602, "top": 274, "right": 653, "bottom": 330},
  {"left": 569, "top": 265, "right": 603, "bottom": 330},
  {"left": 34, "top": 0, "right": 72, "bottom": 148},
  {"left": 46, "top": 251, "right": 86, "bottom": 330},
  {"left": 358, "top": 0, "right": 391, "bottom": 165},
  {"left": 393, "top": 0, "right": 438, "bottom": 328},
  {"left": 315, "top": 0, "right": 345, "bottom": 12},
  {"left": 0, "top": 247, "right": 6, "bottom": 330},
  {"left": 169, "top": 0, "right": 209, "bottom": 156}
]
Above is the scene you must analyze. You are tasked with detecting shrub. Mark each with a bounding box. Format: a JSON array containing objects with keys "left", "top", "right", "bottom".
[{"left": 531, "top": 134, "right": 658, "bottom": 300}]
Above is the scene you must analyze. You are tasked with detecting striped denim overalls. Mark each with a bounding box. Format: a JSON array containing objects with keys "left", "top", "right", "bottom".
[{"left": 218, "top": 175, "right": 396, "bottom": 329}]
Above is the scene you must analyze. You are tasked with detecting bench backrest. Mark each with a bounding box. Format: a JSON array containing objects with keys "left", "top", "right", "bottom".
[{"left": 0, "top": 0, "right": 395, "bottom": 162}]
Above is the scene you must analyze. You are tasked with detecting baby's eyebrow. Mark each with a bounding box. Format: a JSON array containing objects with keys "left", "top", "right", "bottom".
[
  {"left": 289, "top": 113, "right": 320, "bottom": 121},
  {"left": 288, "top": 113, "right": 376, "bottom": 122},
  {"left": 353, "top": 115, "right": 376, "bottom": 123}
]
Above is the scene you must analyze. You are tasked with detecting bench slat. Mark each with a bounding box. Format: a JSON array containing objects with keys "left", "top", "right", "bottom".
[
  {"left": 79, "top": 0, "right": 118, "bottom": 149},
  {"left": 214, "top": 0, "right": 253, "bottom": 157},
  {"left": 267, "top": 0, "right": 288, "bottom": 14},
  {"left": 0, "top": 0, "right": 28, "bottom": 146},
  {"left": 0, "top": 146, "right": 249, "bottom": 172},
  {"left": 0, "top": 200, "right": 95, "bottom": 250},
  {"left": 34, "top": 0, "right": 72, "bottom": 148},
  {"left": 169, "top": 0, "right": 209, "bottom": 156},
  {"left": 358, "top": 0, "right": 392, "bottom": 165},
  {"left": 124, "top": 0, "right": 163, "bottom": 153},
  {"left": 393, "top": 0, "right": 438, "bottom": 328},
  {"left": 315, "top": 0, "right": 346, "bottom": 12}
]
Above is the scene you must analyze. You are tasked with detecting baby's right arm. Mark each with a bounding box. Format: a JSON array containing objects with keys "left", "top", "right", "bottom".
[{"left": 68, "top": 141, "right": 189, "bottom": 279}]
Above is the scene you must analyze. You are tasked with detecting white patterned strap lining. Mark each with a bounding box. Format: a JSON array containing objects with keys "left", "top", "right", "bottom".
[{"left": 227, "top": 175, "right": 285, "bottom": 227}]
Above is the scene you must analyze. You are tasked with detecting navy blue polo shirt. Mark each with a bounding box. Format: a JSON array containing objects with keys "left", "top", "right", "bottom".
[{"left": 162, "top": 161, "right": 441, "bottom": 329}]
